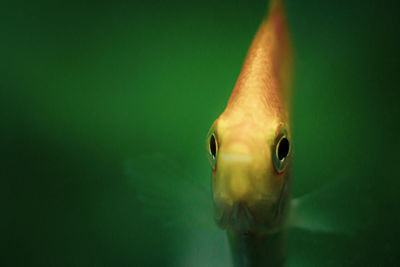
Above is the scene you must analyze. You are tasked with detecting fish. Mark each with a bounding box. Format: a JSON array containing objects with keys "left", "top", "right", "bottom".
[
  {"left": 206, "top": 0, "right": 292, "bottom": 265},
  {"left": 124, "top": 1, "right": 357, "bottom": 265}
]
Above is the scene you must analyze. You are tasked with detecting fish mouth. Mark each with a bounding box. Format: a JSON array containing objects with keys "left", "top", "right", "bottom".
[
  {"left": 214, "top": 201, "right": 256, "bottom": 234},
  {"left": 214, "top": 199, "right": 283, "bottom": 234},
  {"left": 214, "top": 177, "right": 291, "bottom": 234}
]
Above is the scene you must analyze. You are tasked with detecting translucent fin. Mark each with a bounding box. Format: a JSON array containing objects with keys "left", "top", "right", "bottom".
[
  {"left": 124, "top": 153, "right": 215, "bottom": 230},
  {"left": 289, "top": 177, "right": 373, "bottom": 235}
]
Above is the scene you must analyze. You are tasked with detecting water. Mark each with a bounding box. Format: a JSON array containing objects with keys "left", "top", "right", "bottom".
[{"left": 1, "top": 0, "right": 399, "bottom": 266}]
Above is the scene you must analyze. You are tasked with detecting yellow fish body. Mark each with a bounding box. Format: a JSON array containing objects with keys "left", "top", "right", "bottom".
[{"left": 207, "top": 0, "right": 292, "bottom": 265}]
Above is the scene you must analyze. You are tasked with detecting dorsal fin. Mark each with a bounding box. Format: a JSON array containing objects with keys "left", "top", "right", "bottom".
[{"left": 226, "top": 0, "right": 292, "bottom": 120}]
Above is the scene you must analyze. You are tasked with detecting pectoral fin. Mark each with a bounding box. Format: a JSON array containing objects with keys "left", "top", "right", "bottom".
[
  {"left": 124, "top": 153, "right": 214, "bottom": 229},
  {"left": 289, "top": 177, "right": 371, "bottom": 235}
]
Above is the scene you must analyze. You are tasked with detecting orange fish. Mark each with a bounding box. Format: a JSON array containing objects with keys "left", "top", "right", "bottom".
[{"left": 206, "top": 0, "right": 292, "bottom": 265}]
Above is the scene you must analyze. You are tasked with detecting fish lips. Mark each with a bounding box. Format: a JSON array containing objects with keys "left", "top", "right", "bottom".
[
  {"left": 214, "top": 201, "right": 257, "bottom": 234},
  {"left": 214, "top": 199, "right": 282, "bottom": 234}
]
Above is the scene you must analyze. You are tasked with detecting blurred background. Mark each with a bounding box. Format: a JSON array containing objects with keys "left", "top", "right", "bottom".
[{"left": 1, "top": 0, "right": 399, "bottom": 266}]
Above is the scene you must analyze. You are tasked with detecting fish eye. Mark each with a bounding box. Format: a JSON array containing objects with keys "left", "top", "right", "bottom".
[
  {"left": 277, "top": 137, "right": 289, "bottom": 160},
  {"left": 208, "top": 133, "right": 218, "bottom": 169},
  {"left": 209, "top": 134, "right": 217, "bottom": 158},
  {"left": 273, "top": 131, "right": 290, "bottom": 173}
]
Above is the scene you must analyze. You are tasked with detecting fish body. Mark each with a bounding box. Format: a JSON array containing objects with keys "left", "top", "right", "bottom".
[{"left": 206, "top": 0, "right": 292, "bottom": 266}]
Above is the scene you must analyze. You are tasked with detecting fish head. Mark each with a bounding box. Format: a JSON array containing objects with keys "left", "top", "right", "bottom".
[{"left": 207, "top": 107, "right": 292, "bottom": 234}]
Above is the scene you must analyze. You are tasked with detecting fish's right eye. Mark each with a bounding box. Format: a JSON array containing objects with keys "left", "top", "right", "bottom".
[
  {"left": 209, "top": 134, "right": 217, "bottom": 158},
  {"left": 208, "top": 133, "right": 218, "bottom": 169}
]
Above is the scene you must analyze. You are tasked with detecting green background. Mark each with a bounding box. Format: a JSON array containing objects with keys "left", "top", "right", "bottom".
[{"left": 1, "top": 0, "right": 399, "bottom": 266}]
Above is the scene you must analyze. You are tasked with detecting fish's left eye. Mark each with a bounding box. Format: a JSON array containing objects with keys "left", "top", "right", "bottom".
[
  {"left": 277, "top": 137, "right": 289, "bottom": 160},
  {"left": 273, "top": 131, "right": 291, "bottom": 173}
]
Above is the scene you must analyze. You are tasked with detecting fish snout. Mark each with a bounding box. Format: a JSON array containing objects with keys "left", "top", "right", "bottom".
[
  {"left": 213, "top": 147, "right": 271, "bottom": 203},
  {"left": 212, "top": 148, "right": 282, "bottom": 233},
  {"left": 213, "top": 152, "right": 255, "bottom": 203},
  {"left": 212, "top": 151, "right": 264, "bottom": 232}
]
